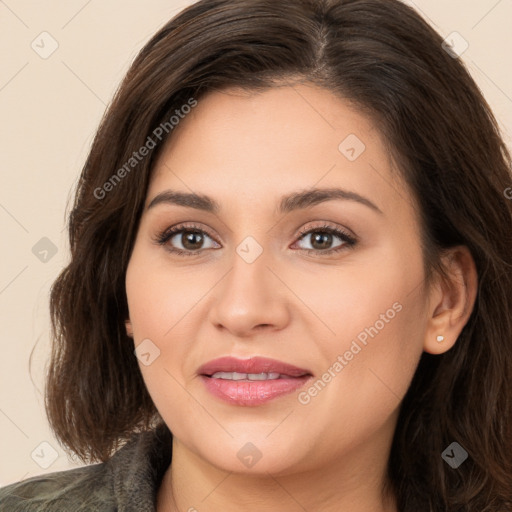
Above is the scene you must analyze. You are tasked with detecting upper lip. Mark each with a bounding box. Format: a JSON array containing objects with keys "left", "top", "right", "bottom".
[{"left": 198, "top": 356, "right": 312, "bottom": 377}]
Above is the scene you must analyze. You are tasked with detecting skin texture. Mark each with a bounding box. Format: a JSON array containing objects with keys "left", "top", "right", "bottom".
[{"left": 125, "top": 84, "right": 477, "bottom": 512}]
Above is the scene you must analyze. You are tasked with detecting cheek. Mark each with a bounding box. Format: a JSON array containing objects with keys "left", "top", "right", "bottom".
[
  {"left": 295, "top": 238, "right": 425, "bottom": 352},
  {"left": 125, "top": 255, "right": 202, "bottom": 429},
  {"left": 125, "top": 249, "right": 212, "bottom": 401},
  {"left": 295, "top": 239, "right": 427, "bottom": 431},
  {"left": 125, "top": 245, "right": 205, "bottom": 340},
  {"left": 309, "top": 304, "right": 424, "bottom": 460}
]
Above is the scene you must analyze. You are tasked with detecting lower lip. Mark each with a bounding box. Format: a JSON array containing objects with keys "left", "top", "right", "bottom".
[{"left": 200, "top": 375, "right": 312, "bottom": 406}]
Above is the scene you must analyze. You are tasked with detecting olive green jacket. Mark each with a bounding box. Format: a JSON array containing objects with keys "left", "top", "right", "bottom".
[{"left": 0, "top": 424, "right": 173, "bottom": 511}]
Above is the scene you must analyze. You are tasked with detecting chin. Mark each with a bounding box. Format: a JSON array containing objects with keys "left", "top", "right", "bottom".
[{"left": 181, "top": 428, "right": 310, "bottom": 475}]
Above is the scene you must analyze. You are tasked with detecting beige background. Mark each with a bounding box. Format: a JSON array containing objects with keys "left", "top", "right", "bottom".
[{"left": 1, "top": 0, "right": 511, "bottom": 486}]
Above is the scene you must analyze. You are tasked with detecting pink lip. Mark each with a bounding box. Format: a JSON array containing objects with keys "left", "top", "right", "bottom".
[
  {"left": 198, "top": 356, "right": 311, "bottom": 377},
  {"left": 198, "top": 356, "right": 313, "bottom": 406}
]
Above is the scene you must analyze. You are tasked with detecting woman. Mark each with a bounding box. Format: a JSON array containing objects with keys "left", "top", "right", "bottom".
[{"left": 1, "top": 0, "right": 511, "bottom": 510}]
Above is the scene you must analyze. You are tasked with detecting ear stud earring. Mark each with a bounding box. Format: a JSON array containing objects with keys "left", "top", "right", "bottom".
[{"left": 436, "top": 335, "right": 444, "bottom": 343}]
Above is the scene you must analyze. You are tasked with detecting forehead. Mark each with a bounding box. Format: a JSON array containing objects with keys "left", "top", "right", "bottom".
[{"left": 147, "top": 84, "right": 416, "bottom": 223}]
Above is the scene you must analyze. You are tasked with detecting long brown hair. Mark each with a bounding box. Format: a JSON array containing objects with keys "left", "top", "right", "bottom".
[{"left": 45, "top": 0, "right": 512, "bottom": 509}]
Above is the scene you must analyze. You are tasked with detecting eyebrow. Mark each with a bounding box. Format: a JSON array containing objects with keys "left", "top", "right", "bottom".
[{"left": 146, "top": 187, "right": 383, "bottom": 215}]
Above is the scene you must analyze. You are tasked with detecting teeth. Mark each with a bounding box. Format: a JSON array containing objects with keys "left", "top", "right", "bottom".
[{"left": 211, "top": 371, "right": 281, "bottom": 380}]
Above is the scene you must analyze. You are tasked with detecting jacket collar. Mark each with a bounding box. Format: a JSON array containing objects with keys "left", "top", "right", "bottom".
[{"left": 107, "top": 422, "right": 173, "bottom": 511}]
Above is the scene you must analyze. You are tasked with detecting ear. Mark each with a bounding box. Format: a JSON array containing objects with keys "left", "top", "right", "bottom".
[
  {"left": 125, "top": 319, "right": 134, "bottom": 338},
  {"left": 423, "top": 246, "right": 478, "bottom": 355}
]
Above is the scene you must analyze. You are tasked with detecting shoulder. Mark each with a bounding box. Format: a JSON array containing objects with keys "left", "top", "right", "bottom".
[
  {"left": 0, "top": 462, "right": 115, "bottom": 512},
  {"left": 0, "top": 424, "right": 173, "bottom": 512}
]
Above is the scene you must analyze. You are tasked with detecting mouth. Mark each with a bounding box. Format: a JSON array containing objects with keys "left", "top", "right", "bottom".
[{"left": 197, "top": 356, "right": 313, "bottom": 406}]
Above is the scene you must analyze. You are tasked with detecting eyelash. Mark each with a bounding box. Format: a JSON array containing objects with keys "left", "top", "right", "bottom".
[{"left": 153, "top": 222, "right": 357, "bottom": 257}]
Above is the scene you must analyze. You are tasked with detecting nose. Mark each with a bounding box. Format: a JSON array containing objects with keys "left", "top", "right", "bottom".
[{"left": 207, "top": 247, "right": 291, "bottom": 338}]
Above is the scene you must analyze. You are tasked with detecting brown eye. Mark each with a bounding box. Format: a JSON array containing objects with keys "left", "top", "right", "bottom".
[
  {"left": 154, "top": 223, "right": 220, "bottom": 256},
  {"left": 176, "top": 230, "right": 206, "bottom": 251},
  {"left": 295, "top": 225, "right": 357, "bottom": 254},
  {"left": 305, "top": 231, "right": 335, "bottom": 250}
]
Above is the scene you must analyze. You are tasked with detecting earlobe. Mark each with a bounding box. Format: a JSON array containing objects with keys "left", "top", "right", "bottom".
[
  {"left": 423, "top": 246, "right": 478, "bottom": 355},
  {"left": 125, "top": 319, "right": 134, "bottom": 338}
]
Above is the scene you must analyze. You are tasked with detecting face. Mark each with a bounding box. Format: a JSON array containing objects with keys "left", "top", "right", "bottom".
[{"left": 125, "top": 83, "right": 431, "bottom": 476}]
